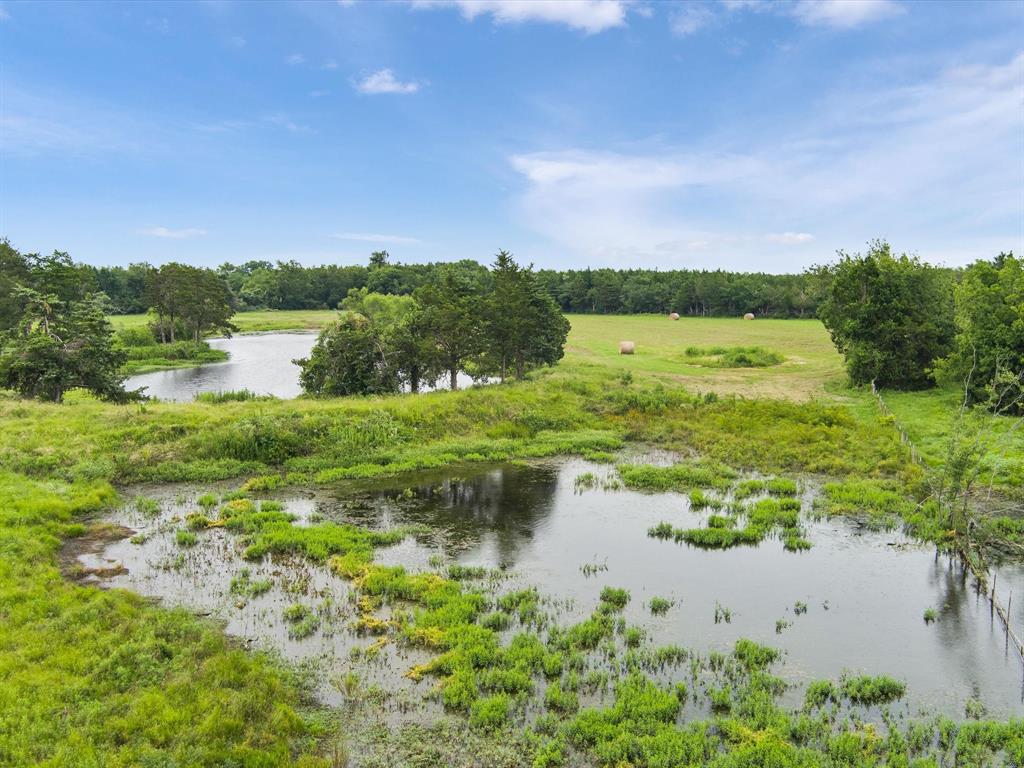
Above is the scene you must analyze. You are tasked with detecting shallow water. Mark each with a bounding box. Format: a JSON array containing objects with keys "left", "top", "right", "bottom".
[
  {"left": 80, "top": 458, "right": 1024, "bottom": 720},
  {"left": 125, "top": 331, "right": 485, "bottom": 401},
  {"left": 126, "top": 332, "right": 317, "bottom": 401}
]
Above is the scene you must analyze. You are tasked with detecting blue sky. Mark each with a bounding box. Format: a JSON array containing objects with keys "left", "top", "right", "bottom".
[{"left": 1, "top": 0, "right": 1021, "bottom": 272}]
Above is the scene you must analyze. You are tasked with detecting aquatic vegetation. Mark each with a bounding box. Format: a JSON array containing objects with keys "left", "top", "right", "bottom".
[
  {"left": 448, "top": 564, "right": 489, "bottom": 581},
  {"left": 580, "top": 559, "right": 609, "bottom": 578},
  {"left": 794, "top": 601, "right": 808, "bottom": 615},
  {"left": 623, "top": 627, "right": 644, "bottom": 648},
  {"left": 616, "top": 461, "right": 737, "bottom": 492},
  {"left": 815, "top": 479, "right": 914, "bottom": 528},
  {"left": 283, "top": 603, "right": 321, "bottom": 639},
  {"left": 134, "top": 496, "right": 160, "bottom": 516},
  {"left": 776, "top": 619, "right": 791, "bottom": 633},
  {"left": 544, "top": 681, "right": 579, "bottom": 713},
  {"left": 647, "top": 521, "right": 674, "bottom": 539},
  {"left": 676, "top": 525, "right": 762, "bottom": 549},
  {"left": 840, "top": 674, "right": 906, "bottom": 706},
  {"left": 648, "top": 597, "right": 673, "bottom": 615},
  {"left": 688, "top": 488, "right": 723, "bottom": 510},
  {"left": 782, "top": 531, "right": 812, "bottom": 551},
  {"left": 598, "top": 587, "right": 630, "bottom": 611},
  {"left": 229, "top": 568, "right": 272, "bottom": 599},
  {"left": 766, "top": 477, "right": 798, "bottom": 496},
  {"left": 714, "top": 602, "right": 733, "bottom": 624},
  {"left": 706, "top": 514, "right": 736, "bottom": 529},
  {"left": 174, "top": 528, "right": 197, "bottom": 547},
  {"left": 469, "top": 693, "right": 511, "bottom": 731},
  {"left": 804, "top": 680, "right": 839, "bottom": 710},
  {"left": 574, "top": 471, "right": 598, "bottom": 491}
]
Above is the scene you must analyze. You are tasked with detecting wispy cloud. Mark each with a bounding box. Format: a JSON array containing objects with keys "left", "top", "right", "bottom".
[
  {"left": 264, "top": 113, "right": 311, "bottom": 133},
  {"left": 508, "top": 52, "right": 1024, "bottom": 268},
  {"left": 354, "top": 69, "right": 421, "bottom": 95},
  {"left": 322, "top": 58, "right": 338, "bottom": 70},
  {"left": 790, "top": 0, "right": 903, "bottom": 28},
  {"left": 137, "top": 227, "right": 207, "bottom": 239},
  {"left": 0, "top": 5, "right": 10, "bottom": 21},
  {"left": 767, "top": 232, "right": 815, "bottom": 244},
  {"left": 330, "top": 232, "right": 421, "bottom": 244},
  {"left": 412, "top": 0, "right": 628, "bottom": 34},
  {"left": 285, "top": 52, "right": 305, "bottom": 66},
  {"left": 670, "top": 4, "right": 715, "bottom": 37},
  {"left": 228, "top": 35, "right": 246, "bottom": 48}
]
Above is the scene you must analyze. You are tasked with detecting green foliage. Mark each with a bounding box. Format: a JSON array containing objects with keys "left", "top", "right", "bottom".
[
  {"left": 649, "top": 597, "right": 673, "bottom": 615},
  {"left": 297, "top": 312, "right": 399, "bottom": 396},
  {"left": 145, "top": 262, "right": 237, "bottom": 343},
  {"left": 840, "top": 674, "right": 906, "bottom": 706},
  {"left": 816, "top": 240, "right": 955, "bottom": 389},
  {"left": 0, "top": 287, "right": 130, "bottom": 402},
  {"left": 934, "top": 253, "right": 1023, "bottom": 413}
]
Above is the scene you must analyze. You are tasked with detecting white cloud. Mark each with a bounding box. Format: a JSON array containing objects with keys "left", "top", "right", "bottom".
[
  {"left": 285, "top": 52, "right": 305, "bottom": 65},
  {"left": 137, "top": 227, "right": 207, "bottom": 239},
  {"left": 789, "top": 0, "right": 903, "bottom": 28},
  {"left": 0, "top": 5, "right": 10, "bottom": 21},
  {"left": 412, "top": 0, "right": 628, "bottom": 34},
  {"left": 354, "top": 69, "right": 421, "bottom": 95},
  {"left": 766, "top": 232, "right": 815, "bottom": 244},
  {"left": 508, "top": 52, "right": 1024, "bottom": 269},
  {"left": 322, "top": 58, "right": 338, "bottom": 70},
  {"left": 330, "top": 232, "right": 421, "bottom": 244},
  {"left": 671, "top": 5, "right": 715, "bottom": 36}
]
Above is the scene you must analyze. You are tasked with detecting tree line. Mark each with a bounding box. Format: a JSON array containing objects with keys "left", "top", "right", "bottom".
[{"left": 46, "top": 249, "right": 832, "bottom": 318}]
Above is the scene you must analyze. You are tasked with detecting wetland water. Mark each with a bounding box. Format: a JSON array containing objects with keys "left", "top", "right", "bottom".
[
  {"left": 78, "top": 458, "right": 1024, "bottom": 720},
  {"left": 125, "top": 331, "right": 480, "bottom": 401}
]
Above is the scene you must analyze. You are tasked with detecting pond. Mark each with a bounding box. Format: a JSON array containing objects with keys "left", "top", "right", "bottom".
[
  {"left": 72, "top": 458, "right": 1024, "bottom": 723},
  {"left": 124, "top": 331, "right": 479, "bottom": 401}
]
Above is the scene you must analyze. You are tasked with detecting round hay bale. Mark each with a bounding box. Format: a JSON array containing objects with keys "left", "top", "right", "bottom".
[
  {"left": 619, "top": 341, "right": 635, "bottom": 355},
  {"left": 668, "top": 312, "right": 680, "bottom": 320},
  {"left": 743, "top": 312, "right": 755, "bottom": 321}
]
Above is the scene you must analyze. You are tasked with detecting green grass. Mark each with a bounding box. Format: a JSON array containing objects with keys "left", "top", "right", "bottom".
[{"left": 682, "top": 345, "right": 785, "bottom": 368}]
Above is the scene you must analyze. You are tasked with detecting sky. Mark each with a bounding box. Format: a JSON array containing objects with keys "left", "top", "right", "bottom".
[{"left": 1, "top": 0, "right": 1022, "bottom": 273}]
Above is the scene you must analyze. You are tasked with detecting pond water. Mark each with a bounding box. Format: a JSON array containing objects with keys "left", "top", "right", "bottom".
[
  {"left": 75, "top": 458, "right": 1024, "bottom": 721},
  {"left": 124, "top": 331, "right": 480, "bottom": 401},
  {"left": 126, "top": 332, "right": 317, "bottom": 401}
]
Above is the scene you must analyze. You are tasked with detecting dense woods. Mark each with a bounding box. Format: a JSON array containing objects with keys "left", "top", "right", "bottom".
[{"left": 13, "top": 245, "right": 828, "bottom": 319}]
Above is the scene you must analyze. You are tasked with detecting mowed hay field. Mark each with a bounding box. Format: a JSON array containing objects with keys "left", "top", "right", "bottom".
[{"left": 563, "top": 314, "right": 844, "bottom": 400}]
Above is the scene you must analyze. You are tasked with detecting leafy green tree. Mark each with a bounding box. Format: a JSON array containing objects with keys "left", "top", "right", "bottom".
[
  {"left": 145, "top": 263, "right": 236, "bottom": 342},
  {"left": 296, "top": 312, "right": 398, "bottom": 396},
  {"left": 935, "top": 253, "right": 1024, "bottom": 412},
  {"left": 816, "top": 241, "right": 955, "bottom": 389},
  {"left": 416, "top": 269, "right": 485, "bottom": 390},
  {"left": 0, "top": 288, "right": 129, "bottom": 402}
]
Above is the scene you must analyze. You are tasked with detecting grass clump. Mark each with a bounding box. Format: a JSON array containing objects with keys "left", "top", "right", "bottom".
[
  {"left": 923, "top": 607, "right": 938, "bottom": 624},
  {"left": 194, "top": 389, "right": 276, "bottom": 404},
  {"left": 229, "top": 568, "right": 273, "bottom": 599},
  {"left": 617, "top": 461, "right": 737, "bottom": 492},
  {"left": 840, "top": 675, "right": 906, "bottom": 706},
  {"left": 174, "top": 528, "right": 197, "bottom": 547},
  {"left": 683, "top": 345, "right": 785, "bottom": 368},
  {"left": 647, "top": 521, "right": 674, "bottom": 539},
  {"left": 688, "top": 489, "right": 723, "bottom": 510},
  {"left": 469, "top": 694, "right": 511, "bottom": 731},
  {"left": 598, "top": 587, "right": 630, "bottom": 611},
  {"left": 649, "top": 597, "right": 673, "bottom": 616}
]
